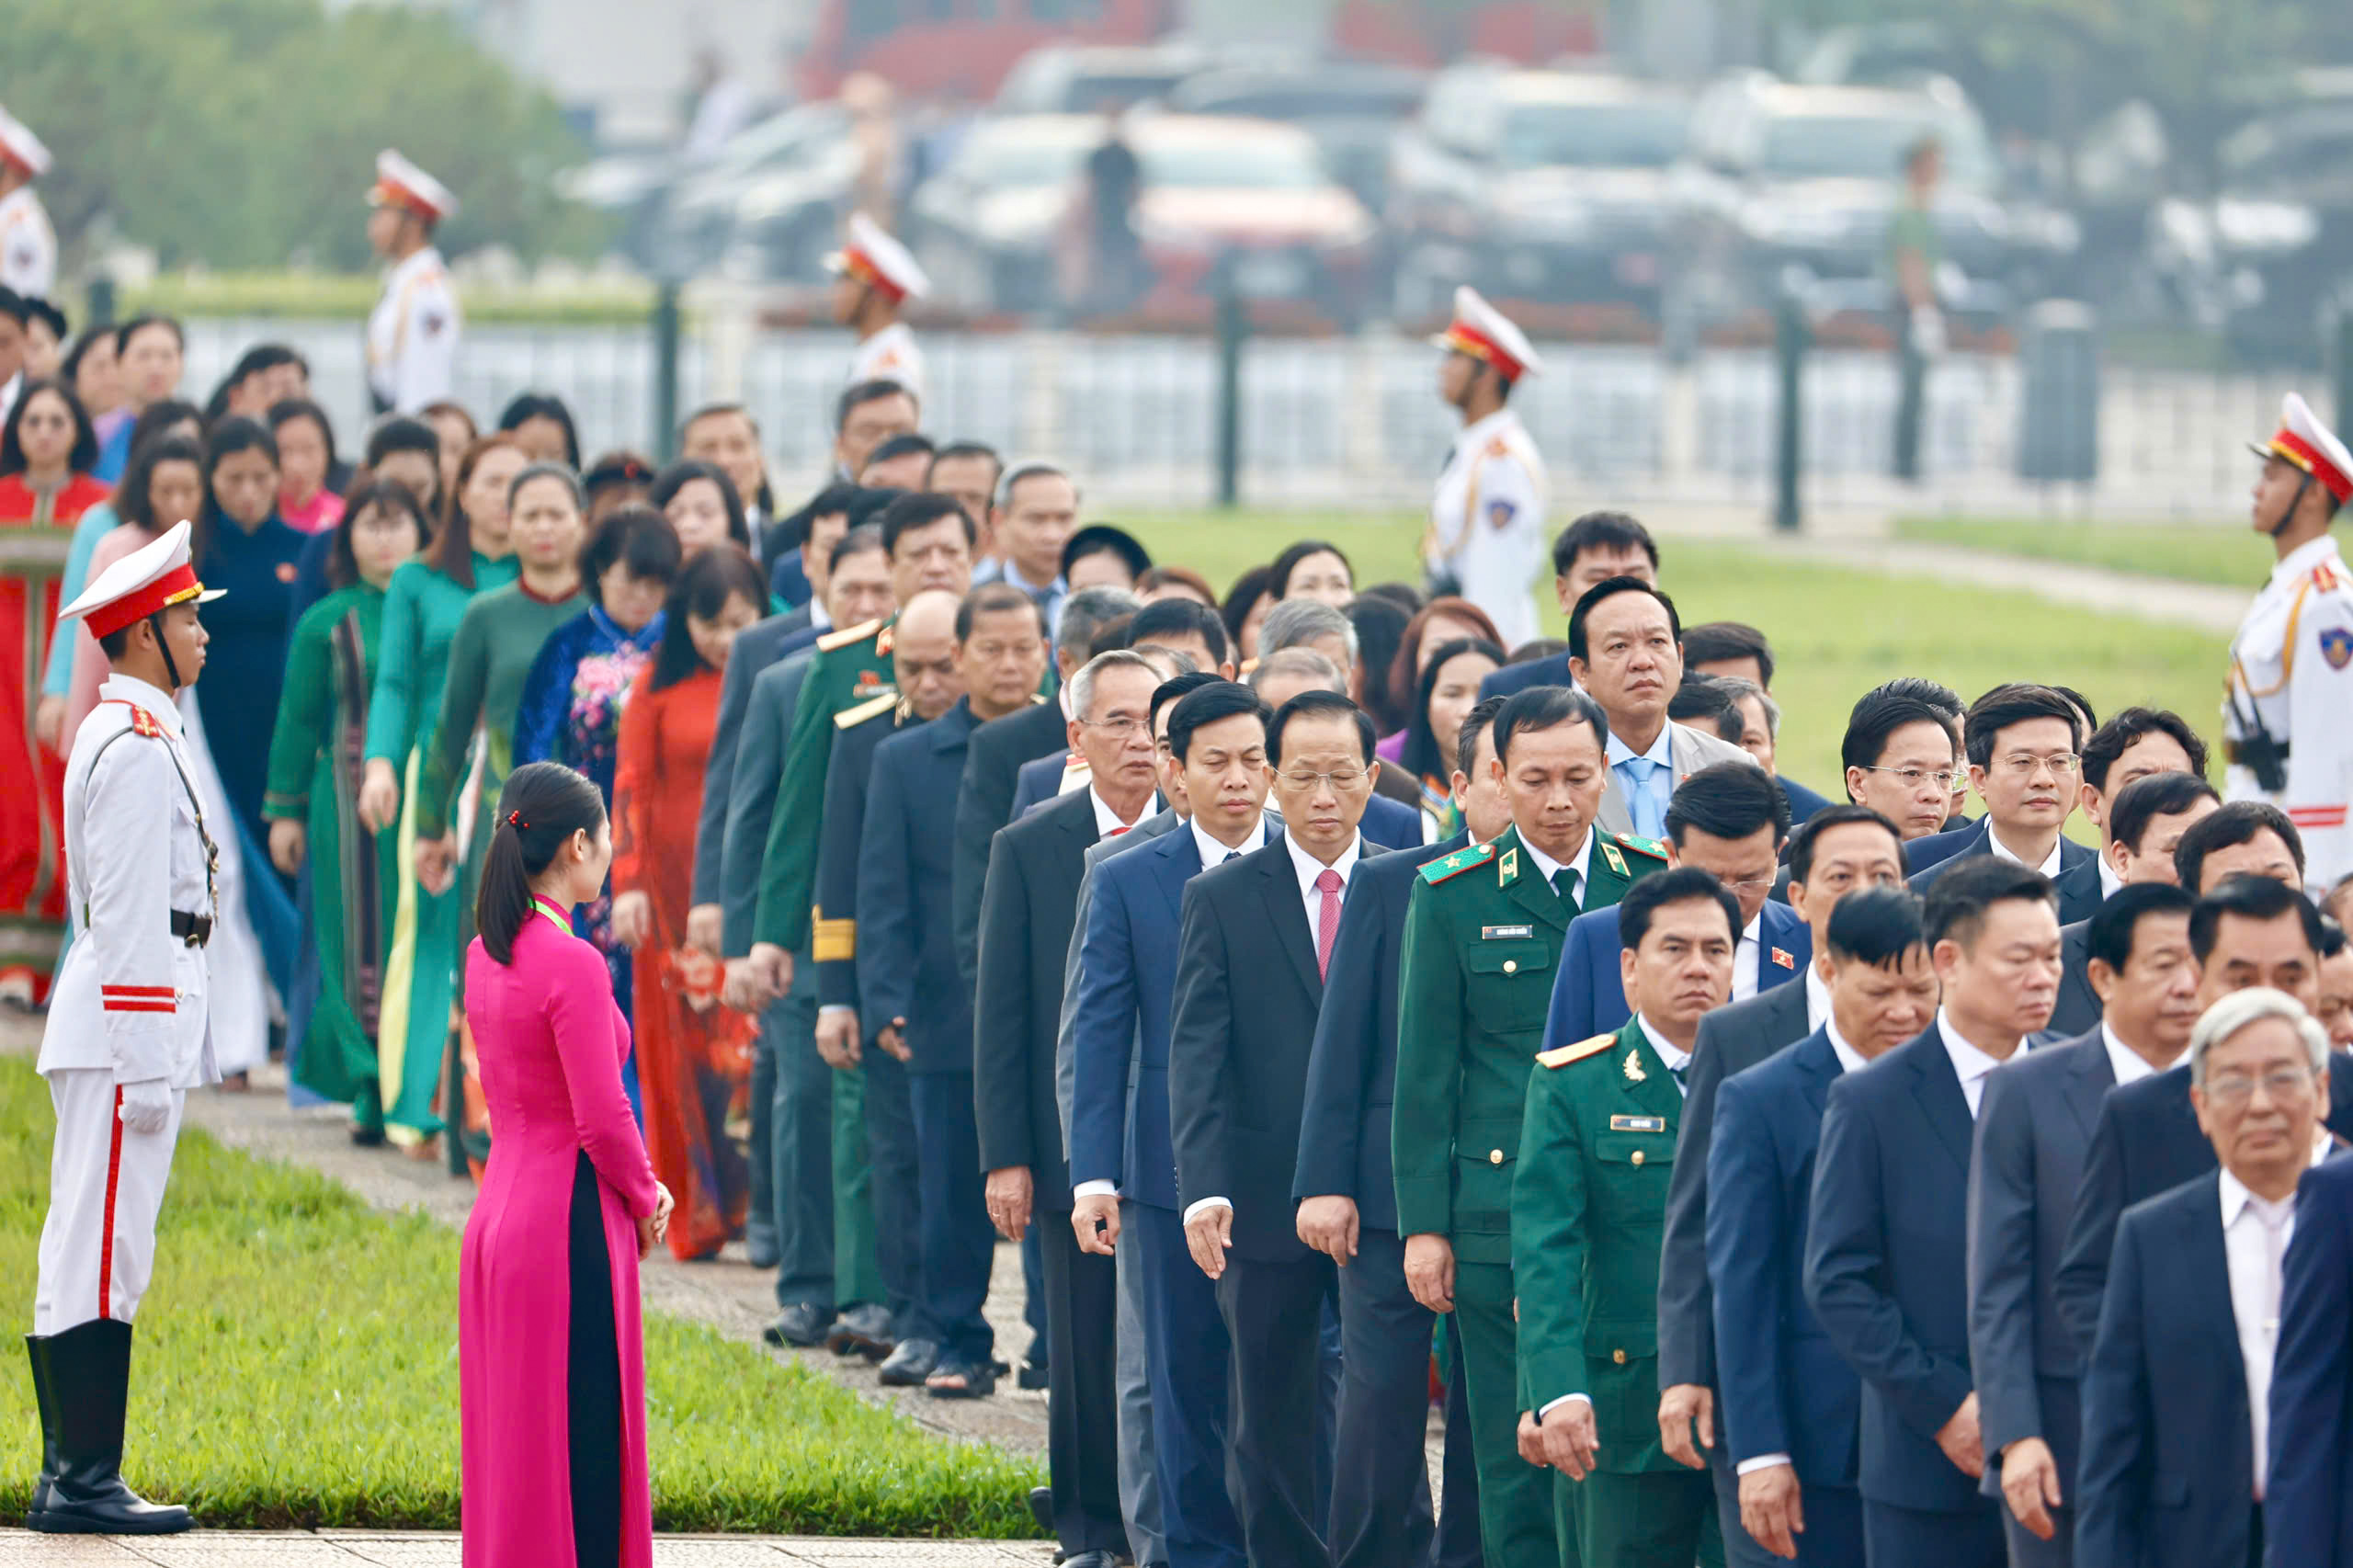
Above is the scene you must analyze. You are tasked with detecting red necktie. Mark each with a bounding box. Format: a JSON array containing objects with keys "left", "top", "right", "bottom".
[{"left": 1315, "top": 869, "right": 1343, "bottom": 981}]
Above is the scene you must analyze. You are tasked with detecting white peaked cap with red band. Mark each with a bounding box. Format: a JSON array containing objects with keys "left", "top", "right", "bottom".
[
  {"left": 369, "top": 149, "right": 459, "bottom": 224},
  {"left": 826, "top": 210, "right": 930, "bottom": 303},
  {"left": 57, "top": 521, "right": 223, "bottom": 641},
  {"left": 1430, "top": 285, "right": 1543, "bottom": 382},
  {"left": 2252, "top": 392, "right": 2353, "bottom": 506},
  {"left": 0, "top": 107, "right": 51, "bottom": 178}
]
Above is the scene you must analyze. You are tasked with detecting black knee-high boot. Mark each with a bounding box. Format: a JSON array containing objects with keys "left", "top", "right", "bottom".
[{"left": 23, "top": 1321, "right": 192, "bottom": 1534}]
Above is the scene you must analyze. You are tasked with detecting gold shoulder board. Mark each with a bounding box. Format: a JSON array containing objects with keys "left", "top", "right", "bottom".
[
  {"left": 1537, "top": 1034, "right": 1617, "bottom": 1070},
  {"left": 835, "top": 689, "right": 899, "bottom": 730},
  {"left": 815, "top": 617, "right": 885, "bottom": 653}
]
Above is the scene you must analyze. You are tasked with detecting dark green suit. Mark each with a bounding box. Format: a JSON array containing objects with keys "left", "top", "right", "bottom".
[
  {"left": 1392, "top": 824, "right": 1664, "bottom": 1568},
  {"left": 1516, "top": 1015, "right": 1723, "bottom": 1568},
  {"left": 753, "top": 617, "right": 895, "bottom": 952}
]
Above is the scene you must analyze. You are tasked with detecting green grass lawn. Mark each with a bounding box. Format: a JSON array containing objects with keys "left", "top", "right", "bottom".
[
  {"left": 1128, "top": 511, "right": 2228, "bottom": 796},
  {"left": 1892, "top": 515, "right": 2266, "bottom": 589},
  {"left": 0, "top": 1066, "right": 1042, "bottom": 1534}
]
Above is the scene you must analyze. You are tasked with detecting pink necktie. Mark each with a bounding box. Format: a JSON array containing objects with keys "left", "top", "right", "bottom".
[{"left": 1315, "top": 869, "right": 1343, "bottom": 981}]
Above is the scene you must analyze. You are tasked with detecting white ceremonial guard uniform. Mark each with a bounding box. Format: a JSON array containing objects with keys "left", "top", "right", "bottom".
[
  {"left": 1426, "top": 285, "right": 1549, "bottom": 647},
  {"left": 364, "top": 150, "right": 460, "bottom": 415},
  {"left": 25, "top": 519, "right": 219, "bottom": 1537},
  {"left": 829, "top": 211, "right": 930, "bottom": 404},
  {"left": 2227, "top": 394, "right": 2353, "bottom": 892},
  {"left": 0, "top": 107, "right": 57, "bottom": 296}
]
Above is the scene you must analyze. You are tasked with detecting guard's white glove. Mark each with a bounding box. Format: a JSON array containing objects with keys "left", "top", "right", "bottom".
[
  {"left": 1909, "top": 304, "right": 1948, "bottom": 358},
  {"left": 117, "top": 1077, "right": 173, "bottom": 1135}
]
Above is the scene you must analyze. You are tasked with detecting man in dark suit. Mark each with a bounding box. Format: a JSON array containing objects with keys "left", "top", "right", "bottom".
[
  {"left": 2268, "top": 1127, "right": 2353, "bottom": 1564},
  {"left": 1544, "top": 762, "right": 1805, "bottom": 1047},
  {"left": 858, "top": 585, "right": 1050, "bottom": 1399},
  {"left": 1478, "top": 510, "right": 1659, "bottom": 700},
  {"left": 1805, "top": 858, "right": 2063, "bottom": 1568},
  {"left": 981, "top": 661, "right": 1188, "bottom": 1567},
  {"left": 2052, "top": 874, "right": 2339, "bottom": 1356},
  {"left": 1909, "top": 685, "right": 2100, "bottom": 923},
  {"left": 952, "top": 585, "right": 1141, "bottom": 984},
  {"left": 2174, "top": 800, "right": 2307, "bottom": 898},
  {"left": 1656, "top": 805, "right": 1906, "bottom": 1565},
  {"left": 2046, "top": 773, "right": 2219, "bottom": 1055},
  {"left": 2075, "top": 708, "right": 2210, "bottom": 895},
  {"left": 1069, "top": 670, "right": 1262, "bottom": 1568},
  {"left": 2077, "top": 988, "right": 2332, "bottom": 1568},
  {"left": 1298, "top": 699, "right": 1508, "bottom": 1568},
  {"left": 1170, "top": 690, "right": 1391, "bottom": 1566},
  {"left": 1710, "top": 887, "right": 1938, "bottom": 1567},
  {"left": 1833, "top": 684, "right": 1966, "bottom": 852},
  {"left": 1966, "top": 883, "right": 2200, "bottom": 1566}
]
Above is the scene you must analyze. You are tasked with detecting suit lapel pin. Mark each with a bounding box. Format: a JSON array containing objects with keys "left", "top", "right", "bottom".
[
  {"left": 1623, "top": 1048, "right": 1645, "bottom": 1084},
  {"left": 1770, "top": 947, "right": 1796, "bottom": 970}
]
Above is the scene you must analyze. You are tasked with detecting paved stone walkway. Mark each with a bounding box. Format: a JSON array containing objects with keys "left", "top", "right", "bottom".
[{"left": 0, "top": 1531, "right": 1052, "bottom": 1564}]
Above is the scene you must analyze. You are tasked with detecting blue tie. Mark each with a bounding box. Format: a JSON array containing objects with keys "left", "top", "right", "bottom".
[{"left": 1618, "top": 756, "right": 1666, "bottom": 839}]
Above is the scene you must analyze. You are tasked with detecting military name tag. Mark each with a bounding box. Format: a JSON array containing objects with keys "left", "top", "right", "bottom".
[
  {"left": 1482, "top": 925, "right": 1534, "bottom": 940},
  {"left": 1609, "top": 1116, "right": 1666, "bottom": 1132}
]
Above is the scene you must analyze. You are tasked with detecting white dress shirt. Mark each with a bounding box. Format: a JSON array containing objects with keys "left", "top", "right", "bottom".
[
  {"left": 2221, "top": 1165, "right": 2305, "bottom": 1496},
  {"left": 1188, "top": 812, "right": 1270, "bottom": 874},
  {"left": 1520, "top": 826, "right": 1597, "bottom": 909},
  {"left": 2097, "top": 854, "right": 2122, "bottom": 901},
  {"left": 1984, "top": 824, "right": 2065, "bottom": 879},
  {"left": 1091, "top": 785, "right": 1149, "bottom": 840},
  {"left": 1184, "top": 829, "right": 1359, "bottom": 1225},
  {"left": 2099, "top": 1022, "right": 2160, "bottom": 1089},
  {"left": 1804, "top": 960, "right": 1832, "bottom": 1033},
  {"left": 1732, "top": 911, "right": 1763, "bottom": 1005},
  {"left": 1938, "top": 1008, "right": 2019, "bottom": 1117}
]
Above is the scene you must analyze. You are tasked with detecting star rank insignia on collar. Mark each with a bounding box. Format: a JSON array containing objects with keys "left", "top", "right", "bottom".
[{"left": 1623, "top": 1048, "right": 1646, "bottom": 1084}]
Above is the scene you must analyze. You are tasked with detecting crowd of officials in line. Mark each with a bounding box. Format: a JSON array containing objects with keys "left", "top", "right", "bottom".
[{"left": 12, "top": 298, "right": 2353, "bottom": 1568}]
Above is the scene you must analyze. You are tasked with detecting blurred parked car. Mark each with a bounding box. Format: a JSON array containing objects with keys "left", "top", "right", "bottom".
[
  {"left": 994, "top": 43, "right": 1215, "bottom": 113},
  {"left": 1385, "top": 65, "right": 1693, "bottom": 325},
  {"left": 1677, "top": 73, "right": 2077, "bottom": 324},
  {"left": 1167, "top": 62, "right": 1429, "bottom": 211},
  {"left": 909, "top": 112, "right": 1378, "bottom": 324}
]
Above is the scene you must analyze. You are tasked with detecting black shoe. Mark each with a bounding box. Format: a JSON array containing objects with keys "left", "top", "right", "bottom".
[
  {"left": 1061, "top": 1553, "right": 1120, "bottom": 1568},
  {"left": 350, "top": 1124, "right": 385, "bottom": 1148},
  {"left": 1017, "top": 1357, "right": 1051, "bottom": 1391},
  {"left": 762, "top": 1302, "right": 833, "bottom": 1348},
  {"left": 1027, "top": 1484, "right": 1055, "bottom": 1533},
  {"left": 824, "top": 1302, "right": 895, "bottom": 1359},
  {"left": 925, "top": 1354, "right": 997, "bottom": 1399},
  {"left": 23, "top": 1323, "right": 192, "bottom": 1534},
  {"left": 877, "top": 1336, "right": 941, "bottom": 1386}
]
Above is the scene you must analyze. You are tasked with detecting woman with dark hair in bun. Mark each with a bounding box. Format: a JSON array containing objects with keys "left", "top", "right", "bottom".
[{"left": 460, "top": 759, "right": 671, "bottom": 1568}]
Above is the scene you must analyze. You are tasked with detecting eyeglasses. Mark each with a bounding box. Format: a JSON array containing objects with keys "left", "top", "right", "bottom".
[
  {"left": 1079, "top": 715, "right": 1150, "bottom": 739},
  {"left": 1278, "top": 767, "right": 1372, "bottom": 793},
  {"left": 2202, "top": 1066, "right": 2315, "bottom": 1106},
  {"left": 1993, "top": 753, "right": 2081, "bottom": 780},
  {"left": 1858, "top": 765, "right": 1959, "bottom": 792},
  {"left": 1717, "top": 874, "right": 1780, "bottom": 892}
]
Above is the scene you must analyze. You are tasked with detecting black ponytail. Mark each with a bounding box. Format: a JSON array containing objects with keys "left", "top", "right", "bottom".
[{"left": 477, "top": 761, "right": 608, "bottom": 965}]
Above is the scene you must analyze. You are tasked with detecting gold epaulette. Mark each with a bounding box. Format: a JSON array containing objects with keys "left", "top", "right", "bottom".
[
  {"left": 815, "top": 617, "right": 885, "bottom": 653},
  {"left": 1537, "top": 1034, "right": 1616, "bottom": 1070},
  {"left": 1418, "top": 841, "right": 1496, "bottom": 885},
  {"left": 813, "top": 915, "right": 856, "bottom": 963},
  {"left": 1613, "top": 832, "right": 1671, "bottom": 861},
  {"left": 835, "top": 689, "right": 899, "bottom": 730}
]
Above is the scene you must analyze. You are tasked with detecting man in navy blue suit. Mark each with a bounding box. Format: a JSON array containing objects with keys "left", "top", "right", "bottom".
[
  {"left": 1295, "top": 697, "right": 1508, "bottom": 1568},
  {"left": 1542, "top": 761, "right": 1805, "bottom": 1049},
  {"left": 2074, "top": 708, "right": 2209, "bottom": 903},
  {"left": 1805, "top": 857, "right": 2063, "bottom": 1568},
  {"left": 1069, "top": 676, "right": 1276, "bottom": 1568},
  {"left": 2077, "top": 988, "right": 2334, "bottom": 1568},
  {"left": 1479, "top": 510, "right": 1658, "bottom": 698},
  {"left": 1678, "top": 621, "right": 1833, "bottom": 825},
  {"left": 1965, "top": 882, "right": 2201, "bottom": 1567},
  {"left": 1910, "top": 685, "right": 2101, "bottom": 922},
  {"left": 2269, "top": 1101, "right": 2353, "bottom": 1565},
  {"left": 1710, "top": 886, "right": 1939, "bottom": 1566},
  {"left": 2047, "top": 773, "right": 2220, "bottom": 1037},
  {"left": 1835, "top": 682, "right": 1967, "bottom": 859}
]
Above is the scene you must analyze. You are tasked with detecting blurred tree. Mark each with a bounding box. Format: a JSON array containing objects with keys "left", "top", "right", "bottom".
[{"left": 0, "top": 0, "right": 609, "bottom": 270}]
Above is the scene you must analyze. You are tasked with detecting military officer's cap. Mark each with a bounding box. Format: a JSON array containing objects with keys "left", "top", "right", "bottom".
[
  {"left": 828, "top": 211, "right": 931, "bottom": 304},
  {"left": 1431, "top": 286, "right": 1543, "bottom": 383},
  {"left": 369, "top": 150, "right": 459, "bottom": 224},
  {"left": 59, "top": 520, "right": 223, "bottom": 639},
  {"left": 0, "top": 107, "right": 51, "bottom": 178},
  {"left": 2251, "top": 392, "right": 2353, "bottom": 505}
]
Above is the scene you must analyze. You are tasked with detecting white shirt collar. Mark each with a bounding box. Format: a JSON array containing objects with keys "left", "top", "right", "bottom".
[
  {"left": 1190, "top": 812, "right": 1268, "bottom": 869},
  {"left": 2097, "top": 853, "right": 2122, "bottom": 901},
  {"left": 1732, "top": 911, "right": 1763, "bottom": 1002},
  {"left": 1518, "top": 825, "right": 1595, "bottom": 900},
  {"left": 807, "top": 595, "right": 833, "bottom": 631},
  {"left": 1285, "top": 828, "right": 1362, "bottom": 903},
  {"left": 1985, "top": 824, "right": 2064, "bottom": 878},
  {"left": 386, "top": 244, "right": 444, "bottom": 290},
  {"left": 1456, "top": 406, "right": 1521, "bottom": 451},
  {"left": 1002, "top": 562, "right": 1066, "bottom": 600},
  {"left": 1803, "top": 960, "right": 1833, "bottom": 1032},
  {"left": 2098, "top": 1021, "right": 2161, "bottom": 1087},
  {"left": 2271, "top": 533, "right": 2346, "bottom": 590},
  {"left": 1938, "top": 1006, "right": 2017, "bottom": 1114},
  {"left": 97, "top": 673, "right": 183, "bottom": 739},
  {"left": 1823, "top": 1015, "right": 1871, "bottom": 1076},
  {"left": 1606, "top": 723, "right": 1675, "bottom": 771},
  {"left": 1089, "top": 785, "right": 1148, "bottom": 839},
  {"left": 1634, "top": 1014, "right": 1694, "bottom": 1080}
]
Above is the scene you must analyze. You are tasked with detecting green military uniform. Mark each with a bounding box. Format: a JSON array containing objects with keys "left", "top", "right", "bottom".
[
  {"left": 1392, "top": 823, "right": 1665, "bottom": 1568},
  {"left": 1515, "top": 1016, "right": 1723, "bottom": 1568},
  {"left": 753, "top": 616, "right": 897, "bottom": 1320}
]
